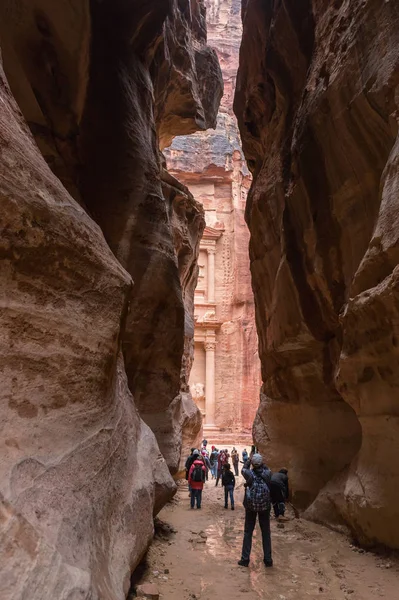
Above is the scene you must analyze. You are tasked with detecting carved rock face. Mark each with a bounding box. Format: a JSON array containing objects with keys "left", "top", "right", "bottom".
[
  {"left": 235, "top": 0, "right": 399, "bottom": 547},
  {"left": 0, "top": 0, "right": 222, "bottom": 597},
  {"left": 165, "top": 0, "right": 262, "bottom": 436}
]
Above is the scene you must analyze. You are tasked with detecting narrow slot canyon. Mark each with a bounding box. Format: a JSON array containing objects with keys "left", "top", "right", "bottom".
[{"left": 0, "top": 1, "right": 398, "bottom": 600}]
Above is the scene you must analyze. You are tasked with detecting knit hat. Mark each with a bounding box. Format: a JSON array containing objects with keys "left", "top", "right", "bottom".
[
  {"left": 251, "top": 453, "right": 263, "bottom": 467},
  {"left": 193, "top": 449, "right": 200, "bottom": 456}
]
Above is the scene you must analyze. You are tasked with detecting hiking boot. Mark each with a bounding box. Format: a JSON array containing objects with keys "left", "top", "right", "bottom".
[
  {"left": 238, "top": 559, "right": 249, "bottom": 567},
  {"left": 263, "top": 560, "right": 273, "bottom": 567},
  {"left": 224, "top": 505, "right": 228, "bottom": 509},
  {"left": 231, "top": 506, "right": 235, "bottom": 510}
]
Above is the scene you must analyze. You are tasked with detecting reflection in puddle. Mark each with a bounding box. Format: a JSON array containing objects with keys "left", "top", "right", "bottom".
[
  {"left": 205, "top": 517, "right": 244, "bottom": 557},
  {"left": 205, "top": 517, "right": 271, "bottom": 598}
]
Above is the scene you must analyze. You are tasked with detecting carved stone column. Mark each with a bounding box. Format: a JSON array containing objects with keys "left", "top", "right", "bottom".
[
  {"left": 207, "top": 248, "right": 216, "bottom": 303},
  {"left": 204, "top": 339, "right": 217, "bottom": 431}
]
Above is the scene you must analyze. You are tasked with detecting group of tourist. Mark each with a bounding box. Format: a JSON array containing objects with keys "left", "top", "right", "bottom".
[{"left": 184, "top": 439, "right": 290, "bottom": 567}]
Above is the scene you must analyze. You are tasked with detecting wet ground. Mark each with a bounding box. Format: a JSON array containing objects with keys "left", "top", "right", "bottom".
[{"left": 132, "top": 476, "right": 399, "bottom": 600}]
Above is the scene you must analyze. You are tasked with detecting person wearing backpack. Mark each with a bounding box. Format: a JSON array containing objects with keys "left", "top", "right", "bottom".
[
  {"left": 238, "top": 453, "right": 273, "bottom": 568},
  {"left": 188, "top": 455, "right": 206, "bottom": 509},
  {"left": 222, "top": 463, "right": 236, "bottom": 510}
]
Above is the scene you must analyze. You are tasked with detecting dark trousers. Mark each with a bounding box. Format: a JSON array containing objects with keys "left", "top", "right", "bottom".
[
  {"left": 233, "top": 462, "right": 239, "bottom": 476},
  {"left": 215, "top": 468, "right": 222, "bottom": 486},
  {"left": 273, "top": 501, "right": 286, "bottom": 517},
  {"left": 241, "top": 509, "right": 272, "bottom": 563},
  {"left": 271, "top": 484, "right": 286, "bottom": 517},
  {"left": 224, "top": 485, "right": 235, "bottom": 507},
  {"left": 190, "top": 489, "right": 202, "bottom": 508}
]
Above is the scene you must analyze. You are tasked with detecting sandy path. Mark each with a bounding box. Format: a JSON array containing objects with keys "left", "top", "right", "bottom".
[{"left": 130, "top": 476, "right": 399, "bottom": 600}]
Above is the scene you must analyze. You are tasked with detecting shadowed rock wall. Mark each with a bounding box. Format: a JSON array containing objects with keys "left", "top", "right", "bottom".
[
  {"left": 0, "top": 1, "right": 222, "bottom": 598},
  {"left": 235, "top": 0, "right": 399, "bottom": 548}
]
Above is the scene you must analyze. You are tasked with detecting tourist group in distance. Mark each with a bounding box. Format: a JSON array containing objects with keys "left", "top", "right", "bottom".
[{"left": 184, "top": 439, "right": 290, "bottom": 568}]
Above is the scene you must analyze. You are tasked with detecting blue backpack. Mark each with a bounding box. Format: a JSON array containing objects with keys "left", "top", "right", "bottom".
[{"left": 245, "top": 473, "right": 271, "bottom": 512}]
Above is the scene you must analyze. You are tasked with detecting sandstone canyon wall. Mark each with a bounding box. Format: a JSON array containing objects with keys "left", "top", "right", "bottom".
[
  {"left": 165, "top": 0, "right": 261, "bottom": 436},
  {"left": 235, "top": 0, "right": 399, "bottom": 548},
  {"left": 0, "top": 1, "right": 222, "bottom": 598}
]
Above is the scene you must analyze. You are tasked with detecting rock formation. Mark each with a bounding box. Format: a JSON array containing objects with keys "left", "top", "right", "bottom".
[
  {"left": 0, "top": 1, "right": 222, "bottom": 598},
  {"left": 165, "top": 0, "right": 261, "bottom": 437},
  {"left": 235, "top": 0, "right": 399, "bottom": 548}
]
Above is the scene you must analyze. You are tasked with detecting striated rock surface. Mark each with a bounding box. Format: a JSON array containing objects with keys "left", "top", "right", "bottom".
[
  {"left": 235, "top": 0, "right": 399, "bottom": 547},
  {"left": 166, "top": 0, "right": 261, "bottom": 436},
  {"left": 79, "top": 0, "right": 222, "bottom": 473},
  {"left": 0, "top": 1, "right": 221, "bottom": 598}
]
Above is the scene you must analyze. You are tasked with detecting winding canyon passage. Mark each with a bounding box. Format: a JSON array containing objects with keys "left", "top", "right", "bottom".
[{"left": 1, "top": 1, "right": 399, "bottom": 600}]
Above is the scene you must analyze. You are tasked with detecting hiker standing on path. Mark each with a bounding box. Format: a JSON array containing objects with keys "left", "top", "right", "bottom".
[
  {"left": 249, "top": 445, "right": 257, "bottom": 461},
  {"left": 238, "top": 453, "right": 273, "bottom": 568},
  {"left": 222, "top": 463, "right": 235, "bottom": 510},
  {"left": 242, "top": 448, "right": 249, "bottom": 463},
  {"left": 188, "top": 455, "right": 206, "bottom": 509},
  {"left": 270, "top": 468, "right": 290, "bottom": 521},
  {"left": 215, "top": 449, "right": 227, "bottom": 486},
  {"left": 210, "top": 446, "right": 218, "bottom": 480},
  {"left": 203, "top": 452, "right": 211, "bottom": 481},
  {"left": 231, "top": 447, "right": 240, "bottom": 476}
]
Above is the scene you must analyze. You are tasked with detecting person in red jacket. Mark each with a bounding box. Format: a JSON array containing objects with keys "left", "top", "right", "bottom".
[{"left": 188, "top": 456, "right": 206, "bottom": 509}]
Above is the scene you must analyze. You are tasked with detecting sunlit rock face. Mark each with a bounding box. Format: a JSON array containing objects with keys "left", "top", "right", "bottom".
[
  {"left": 235, "top": 0, "right": 399, "bottom": 547},
  {"left": 165, "top": 0, "right": 262, "bottom": 437},
  {"left": 0, "top": 1, "right": 221, "bottom": 598}
]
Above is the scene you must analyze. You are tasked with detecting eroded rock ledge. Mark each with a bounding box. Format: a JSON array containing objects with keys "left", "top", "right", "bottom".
[
  {"left": 235, "top": 0, "right": 399, "bottom": 548},
  {"left": 0, "top": 1, "right": 222, "bottom": 598}
]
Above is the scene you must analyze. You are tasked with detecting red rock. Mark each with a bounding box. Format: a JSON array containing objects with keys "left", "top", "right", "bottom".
[
  {"left": 0, "top": 1, "right": 222, "bottom": 598},
  {"left": 136, "top": 583, "right": 160, "bottom": 599},
  {"left": 165, "top": 0, "right": 261, "bottom": 439},
  {"left": 234, "top": 0, "right": 399, "bottom": 548}
]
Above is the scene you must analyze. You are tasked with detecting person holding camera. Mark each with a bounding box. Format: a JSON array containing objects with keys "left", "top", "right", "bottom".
[{"left": 238, "top": 453, "right": 273, "bottom": 568}]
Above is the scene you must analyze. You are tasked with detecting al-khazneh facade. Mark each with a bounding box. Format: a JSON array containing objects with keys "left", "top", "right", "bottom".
[{"left": 165, "top": 0, "right": 260, "bottom": 436}]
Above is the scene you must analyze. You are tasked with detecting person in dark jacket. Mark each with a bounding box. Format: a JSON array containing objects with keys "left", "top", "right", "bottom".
[
  {"left": 215, "top": 449, "right": 227, "bottom": 486},
  {"left": 270, "top": 468, "right": 289, "bottom": 520},
  {"left": 185, "top": 448, "right": 197, "bottom": 478},
  {"left": 221, "top": 463, "right": 236, "bottom": 510},
  {"left": 210, "top": 447, "right": 218, "bottom": 479},
  {"left": 203, "top": 453, "right": 211, "bottom": 481},
  {"left": 249, "top": 445, "right": 257, "bottom": 460},
  {"left": 238, "top": 453, "right": 273, "bottom": 568}
]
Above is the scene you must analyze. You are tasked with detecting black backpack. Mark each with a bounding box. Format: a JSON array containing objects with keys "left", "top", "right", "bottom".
[
  {"left": 192, "top": 464, "right": 205, "bottom": 483},
  {"left": 224, "top": 471, "right": 235, "bottom": 487}
]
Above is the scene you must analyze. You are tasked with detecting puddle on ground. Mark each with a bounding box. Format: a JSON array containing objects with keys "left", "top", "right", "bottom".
[
  {"left": 205, "top": 517, "right": 243, "bottom": 557},
  {"left": 204, "top": 517, "right": 273, "bottom": 597}
]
